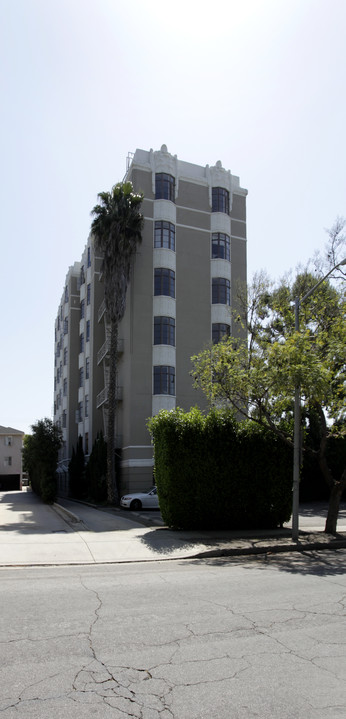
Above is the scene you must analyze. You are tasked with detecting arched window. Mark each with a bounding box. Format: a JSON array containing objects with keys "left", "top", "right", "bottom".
[
  {"left": 155, "top": 173, "right": 175, "bottom": 201},
  {"left": 154, "top": 317, "right": 175, "bottom": 346},
  {"left": 154, "top": 268, "right": 175, "bottom": 298},
  {"left": 212, "top": 187, "right": 229, "bottom": 214},
  {"left": 212, "top": 278, "right": 230, "bottom": 305}
]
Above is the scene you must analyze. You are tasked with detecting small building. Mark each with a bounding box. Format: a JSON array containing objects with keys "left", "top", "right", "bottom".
[{"left": 0, "top": 426, "right": 24, "bottom": 491}]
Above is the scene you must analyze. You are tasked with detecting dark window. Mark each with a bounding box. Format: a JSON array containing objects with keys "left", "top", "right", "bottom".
[
  {"left": 212, "top": 233, "right": 230, "bottom": 261},
  {"left": 79, "top": 333, "right": 84, "bottom": 353},
  {"left": 155, "top": 173, "right": 175, "bottom": 201},
  {"left": 85, "top": 356, "right": 90, "bottom": 380},
  {"left": 212, "top": 278, "right": 230, "bottom": 305},
  {"left": 64, "top": 318, "right": 68, "bottom": 335},
  {"left": 154, "top": 268, "right": 175, "bottom": 298},
  {"left": 87, "top": 283, "right": 91, "bottom": 305},
  {"left": 153, "top": 366, "right": 175, "bottom": 395},
  {"left": 62, "top": 411, "right": 67, "bottom": 429},
  {"left": 80, "top": 266, "right": 85, "bottom": 285},
  {"left": 212, "top": 323, "right": 231, "bottom": 344},
  {"left": 87, "top": 246, "right": 91, "bottom": 267},
  {"left": 63, "top": 378, "right": 67, "bottom": 396},
  {"left": 212, "top": 187, "right": 229, "bottom": 214},
  {"left": 154, "top": 316, "right": 175, "bottom": 346},
  {"left": 79, "top": 367, "right": 84, "bottom": 388},
  {"left": 64, "top": 347, "right": 67, "bottom": 365},
  {"left": 64, "top": 286, "right": 68, "bottom": 303},
  {"left": 85, "top": 395, "right": 89, "bottom": 418},
  {"left": 78, "top": 402, "right": 83, "bottom": 422},
  {"left": 154, "top": 221, "right": 175, "bottom": 251},
  {"left": 80, "top": 299, "right": 85, "bottom": 319},
  {"left": 86, "top": 320, "right": 90, "bottom": 342}
]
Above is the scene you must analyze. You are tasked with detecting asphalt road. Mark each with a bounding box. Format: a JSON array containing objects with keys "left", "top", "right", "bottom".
[{"left": 1, "top": 551, "right": 346, "bottom": 718}]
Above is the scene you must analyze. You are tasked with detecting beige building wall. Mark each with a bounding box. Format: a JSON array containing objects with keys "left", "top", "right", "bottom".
[
  {"left": 76, "top": 239, "right": 104, "bottom": 457},
  {"left": 54, "top": 264, "right": 80, "bottom": 476},
  {"left": 55, "top": 145, "right": 247, "bottom": 496},
  {"left": 110, "top": 146, "right": 247, "bottom": 492},
  {"left": 0, "top": 426, "right": 24, "bottom": 490}
]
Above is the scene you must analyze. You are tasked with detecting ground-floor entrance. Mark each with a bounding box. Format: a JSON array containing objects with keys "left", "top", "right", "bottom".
[{"left": 0, "top": 474, "right": 20, "bottom": 491}]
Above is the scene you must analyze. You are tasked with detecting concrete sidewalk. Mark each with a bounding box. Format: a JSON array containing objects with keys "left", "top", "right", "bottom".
[
  {"left": 1, "top": 489, "right": 346, "bottom": 567},
  {"left": 56, "top": 496, "right": 346, "bottom": 558}
]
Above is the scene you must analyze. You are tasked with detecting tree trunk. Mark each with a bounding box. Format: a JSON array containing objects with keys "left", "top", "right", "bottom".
[
  {"left": 325, "top": 469, "right": 346, "bottom": 535},
  {"left": 106, "top": 319, "right": 119, "bottom": 505},
  {"left": 313, "top": 403, "right": 346, "bottom": 535}
]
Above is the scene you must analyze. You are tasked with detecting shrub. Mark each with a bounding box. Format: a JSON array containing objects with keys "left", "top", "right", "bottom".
[
  {"left": 68, "top": 436, "right": 86, "bottom": 500},
  {"left": 85, "top": 432, "right": 107, "bottom": 503},
  {"left": 148, "top": 408, "right": 292, "bottom": 530},
  {"left": 22, "top": 419, "right": 62, "bottom": 504}
]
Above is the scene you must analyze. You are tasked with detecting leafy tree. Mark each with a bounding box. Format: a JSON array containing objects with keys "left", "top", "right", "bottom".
[
  {"left": 313, "top": 217, "right": 346, "bottom": 281},
  {"left": 22, "top": 419, "right": 62, "bottom": 503},
  {"left": 91, "top": 182, "right": 144, "bottom": 504},
  {"left": 191, "top": 263, "right": 346, "bottom": 534}
]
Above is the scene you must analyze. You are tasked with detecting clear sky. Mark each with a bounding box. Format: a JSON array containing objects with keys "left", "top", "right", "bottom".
[{"left": 1, "top": 0, "right": 345, "bottom": 435}]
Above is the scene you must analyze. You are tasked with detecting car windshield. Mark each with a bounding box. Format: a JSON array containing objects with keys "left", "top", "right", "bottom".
[{"left": 144, "top": 487, "right": 156, "bottom": 494}]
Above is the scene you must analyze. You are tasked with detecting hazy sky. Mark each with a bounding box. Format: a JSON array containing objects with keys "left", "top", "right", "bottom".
[{"left": 1, "top": 0, "right": 345, "bottom": 435}]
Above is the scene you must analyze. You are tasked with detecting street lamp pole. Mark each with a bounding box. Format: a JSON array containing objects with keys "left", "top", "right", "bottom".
[{"left": 292, "top": 258, "right": 346, "bottom": 542}]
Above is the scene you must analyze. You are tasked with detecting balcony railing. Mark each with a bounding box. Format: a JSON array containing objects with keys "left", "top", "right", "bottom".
[
  {"left": 97, "top": 337, "right": 124, "bottom": 365},
  {"left": 96, "top": 387, "right": 107, "bottom": 408},
  {"left": 97, "top": 338, "right": 110, "bottom": 365},
  {"left": 96, "top": 385, "right": 123, "bottom": 408},
  {"left": 98, "top": 299, "right": 106, "bottom": 323}
]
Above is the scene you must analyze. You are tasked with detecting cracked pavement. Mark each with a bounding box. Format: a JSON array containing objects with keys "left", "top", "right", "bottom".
[{"left": 1, "top": 551, "right": 346, "bottom": 718}]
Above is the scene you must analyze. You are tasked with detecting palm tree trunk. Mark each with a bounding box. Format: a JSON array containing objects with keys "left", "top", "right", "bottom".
[{"left": 106, "top": 319, "right": 119, "bottom": 504}]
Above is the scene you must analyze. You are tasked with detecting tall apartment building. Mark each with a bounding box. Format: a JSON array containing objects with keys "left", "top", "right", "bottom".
[{"left": 54, "top": 145, "right": 247, "bottom": 494}]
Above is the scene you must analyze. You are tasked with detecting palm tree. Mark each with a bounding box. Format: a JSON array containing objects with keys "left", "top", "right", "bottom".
[{"left": 91, "top": 181, "right": 144, "bottom": 503}]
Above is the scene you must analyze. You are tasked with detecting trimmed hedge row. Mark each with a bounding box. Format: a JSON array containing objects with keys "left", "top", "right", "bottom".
[{"left": 148, "top": 408, "right": 292, "bottom": 530}]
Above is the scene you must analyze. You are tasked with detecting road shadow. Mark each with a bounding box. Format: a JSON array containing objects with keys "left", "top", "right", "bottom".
[
  {"left": 137, "top": 526, "right": 209, "bottom": 555},
  {"left": 298, "top": 501, "right": 346, "bottom": 520},
  {"left": 0, "top": 489, "right": 76, "bottom": 534},
  {"left": 186, "top": 546, "right": 346, "bottom": 577}
]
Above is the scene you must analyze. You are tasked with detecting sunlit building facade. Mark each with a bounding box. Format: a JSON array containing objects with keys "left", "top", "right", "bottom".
[{"left": 54, "top": 145, "right": 247, "bottom": 494}]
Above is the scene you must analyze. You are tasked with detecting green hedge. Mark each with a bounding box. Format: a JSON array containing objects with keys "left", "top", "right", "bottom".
[
  {"left": 22, "top": 419, "right": 62, "bottom": 504},
  {"left": 148, "top": 408, "right": 292, "bottom": 530}
]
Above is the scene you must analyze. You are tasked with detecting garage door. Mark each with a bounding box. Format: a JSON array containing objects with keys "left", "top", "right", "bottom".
[{"left": 0, "top": 475, "right": 21, "bottom": 491}]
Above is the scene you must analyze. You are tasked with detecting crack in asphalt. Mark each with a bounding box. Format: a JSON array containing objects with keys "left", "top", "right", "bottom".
[
  {"left": 2, "top": 566, "right": 346, "bottom": 718},
  {"left": 68, "top": 577, "right": 175, "bottom": 718}
]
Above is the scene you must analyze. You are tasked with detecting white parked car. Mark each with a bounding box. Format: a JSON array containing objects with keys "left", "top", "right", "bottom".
[{"left": 120, "top": 486, "right": 159, "bottom": 511}]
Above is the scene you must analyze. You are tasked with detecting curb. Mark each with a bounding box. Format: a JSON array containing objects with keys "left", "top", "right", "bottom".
[
  {"left": 193, "top": 538, "right": 346, "bottom": 559},
  {"left": 56, "top": 497, "right": 165, "bottom": 528},
  {"left": 53, "top": 503, "right": 82, "bottom": 524}
]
